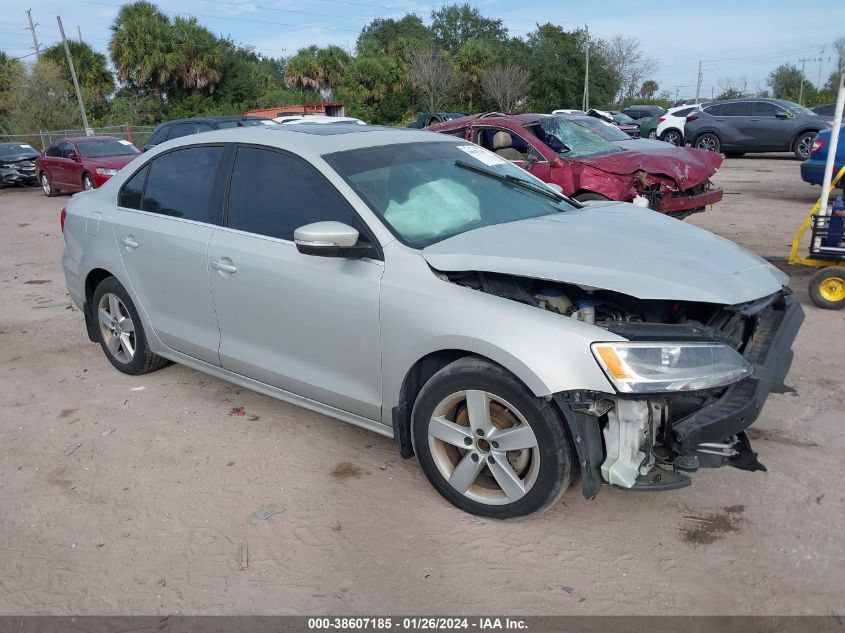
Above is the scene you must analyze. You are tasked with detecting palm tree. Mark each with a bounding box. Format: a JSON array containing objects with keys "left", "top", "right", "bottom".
[
  {"left": 109, "top": 1, "right": 180, "bottom": 101},
  {"left": 285, "top": 45, "right": 350, "bottom": 100},
  {"left": 42, "top": 41, "right": 116, "bottom": 106},
  {"left": 172, "top": 16, "right": 223, "bottom": 94}
]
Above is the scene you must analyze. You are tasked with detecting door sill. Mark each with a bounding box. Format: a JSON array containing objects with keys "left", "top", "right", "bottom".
[{"left": 155, "top": 349, "right": 393, "bottom": 439}]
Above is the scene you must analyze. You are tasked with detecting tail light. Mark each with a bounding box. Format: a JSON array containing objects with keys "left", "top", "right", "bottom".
[
  {"left": 686, "top": 114, "right": 698, "bottom": 122},
  {"left": 60, "top": 207, "right": 66, "bottom": 232},
  {"left": 810, "top": 139, "right": 826, "bottom": 155},
  {"left": 658, "top": 117, "right": 666, "bottom": 123}
]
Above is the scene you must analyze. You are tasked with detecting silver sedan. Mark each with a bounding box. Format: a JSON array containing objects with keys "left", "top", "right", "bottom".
[{"left": 61, "top": 125, "right": 802, "bottom": 518}]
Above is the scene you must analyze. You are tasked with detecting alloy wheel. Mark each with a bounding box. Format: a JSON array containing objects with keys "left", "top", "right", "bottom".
[
  {"left": 427, "top": 390, "right": 540, "bottom": 505},
  {"left": 664, "top": 131, "right": 681, "bottom": 146},
  {"left": 97, "top": 292, "right": 136, "bottom": 363},
  {"left": 83, "top": 175, "right": 95, "bottom": 190},
  {"left": 797, "top": 136, "right": 813, "bottom": 160},
  {"left": 41, "top": 174, "right": 51, "bottom": 195},
  {"left": 697, "top": 136, "right": 717, "bottom": 151}
]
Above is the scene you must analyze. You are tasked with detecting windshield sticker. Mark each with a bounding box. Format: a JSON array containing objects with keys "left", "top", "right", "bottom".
[
  {"left": 118, "top": 139, "right": 133, "bottom": 145},
  {"left": 456, "top": 144, "right": 510, "bottom": 167}
]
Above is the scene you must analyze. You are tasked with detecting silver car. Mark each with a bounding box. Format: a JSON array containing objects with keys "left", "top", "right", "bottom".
[{"left": 61, "top": 126, "right": 803, "bottom": 518}]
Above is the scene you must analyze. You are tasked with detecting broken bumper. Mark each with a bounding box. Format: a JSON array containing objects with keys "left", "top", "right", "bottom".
[
  {"left": 658, "top": 185, "right": 723, "bottom": 214},
  {"left": 671, "top": 292, "right": 804, "bottom": 453}
]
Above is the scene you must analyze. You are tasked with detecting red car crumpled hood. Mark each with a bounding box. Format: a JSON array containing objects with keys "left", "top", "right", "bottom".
[
  {"left": 82, "top": 154, "right": 139, "bottom": 171},
  {"left": 574, "top": 146, "right": 723, "bottom": 189}
]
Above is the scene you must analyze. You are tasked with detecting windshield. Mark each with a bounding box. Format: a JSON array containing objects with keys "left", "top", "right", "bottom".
[
  {"left": 0, "top": 143, "right": 38, "bottom": 157},
  {"left": 571, "top": 117, "right": 631, "bottom": 141},
  {"left": 782, "top": 102, "right": 817, "bottom": 117},
  {"left": 76, "top": 139, "right": 139, "bottom": 157},
  {"left": 324, "top": 141, "right": 577, "bottom": 248},
  {"left": 612, "top": 112, "right": 636, "bottom": 125},
  {"left": 532, "top": 116, "right": 622, "bottom": 158}
]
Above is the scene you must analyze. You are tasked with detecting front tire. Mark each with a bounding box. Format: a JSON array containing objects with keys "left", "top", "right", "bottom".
[
  {"left": 793, "top": 132, "right": 816, "bottom": 160},
  {"left": 695, "top": 133, "right": 721, "bottom": 153},
  {"left": 41, "top": 172, "right": 58, "bottom": 197},
  {"left": 92, "top": 277, "right": 169, "bottom": 375},
  {"left": 809, "top": 267, "right": 845, "bottom": 310},
  {"left": 412, "top": 357, "right": 573, "bottom": 518},
  {"left": 82, "top": 173, "right": 95, "bottom": 190}
]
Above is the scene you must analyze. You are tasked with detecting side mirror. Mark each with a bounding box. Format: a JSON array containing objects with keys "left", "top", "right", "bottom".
[
  {"left": 68, "top": 151, "right": 79, "bottom": 161},
  {"left": 294, "top": 221, "right": 371, "bottom": 259}
]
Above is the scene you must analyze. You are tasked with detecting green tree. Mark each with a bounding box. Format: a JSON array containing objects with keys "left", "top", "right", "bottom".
[
  {"left": 0, "top": 59, "right": 79, "bottom": 133},
  {"left": 171, "top": 16, "right": 224, "bottom": 94},
  {"left": 768, "top": 63, "right": 814, "bottom": 102},
  {"left": 357, "top": 15, "right": 433, "bottom": 57},
  {"left": 285, "top": 45, "right": 350, "bottom": 100},
  {"left": 42, "top": 40, "right": 115, "bottom": 117},
  {"left": 523, "top": 24, "right": 617, "bottom": 112},
  {"left": 639, "top": 79, "right": 658, "bottom": 99},
  {"left": 431, "top": 3, "right": 507, "bottom": 54},
  {"left": 716, "top": 87, "right": 743, "bottom": 100},
  {"left": 341, "top": 53, "right": 409, "bottom": 123},
  {"left": 109, "top": 1, "right": 180, "bottom": 100},
  {"left": 454, "top": 40, "right": 494, "bottom": 111},
  {"left": 214, "top": 44, "right": 285, "bottom": 110}
]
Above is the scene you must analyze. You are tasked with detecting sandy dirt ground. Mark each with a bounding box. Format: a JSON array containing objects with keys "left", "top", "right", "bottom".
[{"left": 0, "top": 155, "right": 843, "bottom": 616}]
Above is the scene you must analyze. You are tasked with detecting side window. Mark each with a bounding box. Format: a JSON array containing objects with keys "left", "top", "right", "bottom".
[
  {"left": 146, "top": 125, "right": 169, "bottom": 146},
  {"left": 141, "top": 146, "right": 224, "bottom": 222},
  {"left": 46, "top": 144, "right": 60, "bottom": 157},
  {"left": 166, "top": 123, "right": 195, "bottom": 140},
  {"left": 226, "top": 146, "right": 362, "bottom": 241},
  {"left": 704, "top": 104, "right": 724, "bottom": 116},
  {"left": 58, "top": 142, "right": 74, "bottom": 158},
  {"left": 721, "top": 102, "right": 752, "bottom": 116},
  {"left": 118, "top": 166, "right": 148, "bottom": 209},
  {"left": 675, "top": 107, "right": 694, "bottom": 118},
  {"left": 752, "top": 102, "right": 784, "bottom": 117}
]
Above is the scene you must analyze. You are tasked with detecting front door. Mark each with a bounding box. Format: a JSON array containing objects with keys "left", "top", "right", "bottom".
[
  {"left": 748, "top": 101, "right": 793, "bottom": 151},
  {"left": 112, "top": 145, "right": 226, "bottom": 365},
  {"left": 207, "top": 145, "right": 384, "bottom": 420}
]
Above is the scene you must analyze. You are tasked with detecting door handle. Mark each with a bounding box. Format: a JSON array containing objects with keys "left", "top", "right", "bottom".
[
  {"left": 121, "top": 236, "right": 139, "bottom": 250},
  {"left": 211, "top": 258, "right": 237, "bottom": 274}
]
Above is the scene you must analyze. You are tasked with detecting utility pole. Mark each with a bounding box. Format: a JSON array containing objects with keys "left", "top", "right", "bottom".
[
  {"left": 25, "top": 9, "right": 41, "bottom": 60},
  {"left": 582, "top": 25, "right": 590, "bottom": 111},
  {"left": 799, "top": 56, "right": 812, "bottom": 105},
  {"left": 76, "top": 25, "right": 82, "bottom": 42},
  {"left": 57, "top": 16, "right": 91, "bottom": 135},
  {"left": 818, "top": 45, "right": 826, "bottom": 90},
  {"left": 694, "top": 60, "right": 703, "bottom": 104}
]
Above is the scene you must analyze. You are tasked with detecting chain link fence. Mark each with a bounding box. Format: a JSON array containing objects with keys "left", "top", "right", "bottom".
[{"left": 1, "top": 124, "right": 156, "bottom": 151}]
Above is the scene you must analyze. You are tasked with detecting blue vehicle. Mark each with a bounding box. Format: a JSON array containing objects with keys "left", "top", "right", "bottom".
[{"left": 801, "top": 127, "right": 845, "bottom": 186}]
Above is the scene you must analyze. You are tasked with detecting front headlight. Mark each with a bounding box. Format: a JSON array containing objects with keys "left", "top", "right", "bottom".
[
  {"left": 95, "top": 168, "right": 118, "bottom": 176},
  {"left": 591, "top": 342, "right": 753, "bottom": 393}
]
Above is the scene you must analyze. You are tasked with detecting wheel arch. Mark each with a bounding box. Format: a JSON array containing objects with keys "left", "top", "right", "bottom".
[
  {"left": 792, "top": 128, "right": 821, "bottom": 145},
  {"left": 85, "top": 267, "right": 115, "bottom": 305},
  {"left": 392, "top": 349, "right": 549, "bottom": 459}
]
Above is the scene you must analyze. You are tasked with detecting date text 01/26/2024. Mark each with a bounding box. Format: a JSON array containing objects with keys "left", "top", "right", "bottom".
[{"left": 307, "top": 617, "right": 528, "bottom": 630}]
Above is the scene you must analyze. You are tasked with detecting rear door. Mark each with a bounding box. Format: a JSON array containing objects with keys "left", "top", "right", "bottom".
[
  {"left": 112, "top": 145, "right": 226, "bottom": 364},
  {"left": 207, "top": 145, "right": 384, "bottom": 420}
]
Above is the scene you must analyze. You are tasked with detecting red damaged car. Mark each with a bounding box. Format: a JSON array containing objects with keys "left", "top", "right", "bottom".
[
  {"left": 36, "top": 136, "right": 140, "bottom": 196},
  {"left": 428, "top": 113, "right": 723, "bottom": 217}
]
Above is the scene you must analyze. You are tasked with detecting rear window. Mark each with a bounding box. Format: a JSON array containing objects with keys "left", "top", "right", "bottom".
[
  {"left": 674, "top": 107, "right": 694, "bottom": 117},
  {"left": 140, "top": 146, "right": 224, "bottom": 223}
]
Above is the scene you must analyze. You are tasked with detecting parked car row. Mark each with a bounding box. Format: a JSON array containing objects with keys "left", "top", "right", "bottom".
[{"left": 61, "top": 123, "right": 803, "bottom": 517}]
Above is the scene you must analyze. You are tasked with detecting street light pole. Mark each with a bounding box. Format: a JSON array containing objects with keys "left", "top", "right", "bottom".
[{"left": 57, "top": 15, "right": 91, "bottom": 135}]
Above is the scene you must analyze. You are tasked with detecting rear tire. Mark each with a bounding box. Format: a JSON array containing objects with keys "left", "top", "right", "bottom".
[
  {"left": 82, "top": 173, "right": 95, "bottom": 190},
  {"left": 695, "top": 133, "right": 721, "bottom": 153},
  {"left": 92, "top": 277, "right": 169, "bottom": 375},
  {"left": 660, "top": 129, "right": 683, "bottom": 146},
  {"left": 411, "top": 357, "right": 574, "bottom": 518},
  {"left": 809, "top": 267, "right": 845, "bottom": 310},
  {"left": 793, "top": 132, "right": 816, "bottom": 160}
]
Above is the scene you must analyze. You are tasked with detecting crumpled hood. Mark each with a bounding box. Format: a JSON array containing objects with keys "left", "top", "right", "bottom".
[
  {"left": 423, "top": 201, "right": 787, "bottom": 305},
  {"left": 0, "top": 150, "right": 40, "bottom": 163},
  {"left": 573, "top": 145, "right": 723, "bottom": 190}
]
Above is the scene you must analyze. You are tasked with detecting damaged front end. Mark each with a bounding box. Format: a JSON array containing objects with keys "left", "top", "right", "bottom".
[
  {"left": 631, "top": 170, "right": 723, "bottom": 218},
  {"left": 444, "top": 271, "right": 804, "bottom": 499}
]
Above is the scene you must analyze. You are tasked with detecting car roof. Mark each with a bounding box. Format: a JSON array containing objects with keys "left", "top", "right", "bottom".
[
  {"left": 158, "top": 115, "right": 268, "bottom": 125},
  {"left": 145, "top": 125, "right": 460, "bottom": 158},
  {"left": 53, "top": 136, "right": 122, "bottom": 143}
]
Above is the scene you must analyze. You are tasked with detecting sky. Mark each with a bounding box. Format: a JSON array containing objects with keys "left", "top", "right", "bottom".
[{"left": 2, "top": 0, "right": 843, "bottom": 101}]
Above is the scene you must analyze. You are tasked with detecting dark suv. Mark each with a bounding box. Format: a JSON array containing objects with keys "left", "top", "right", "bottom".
[
  {"left": 143, "top": 115, "right": 272, "bottom": 151},
  {"left": 683, "top": 98, "right": 829, "bottom": 159}
]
